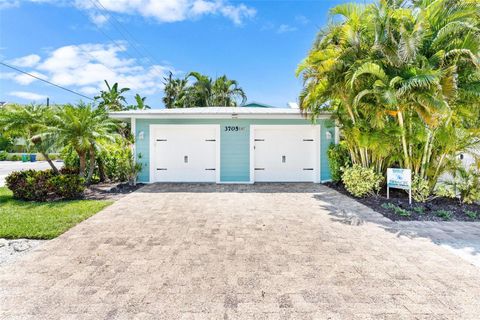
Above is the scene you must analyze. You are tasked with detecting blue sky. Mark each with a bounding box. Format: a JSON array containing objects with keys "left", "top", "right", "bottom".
[{"left": 0, "top": 0, "right": 348, "bottom": 108}]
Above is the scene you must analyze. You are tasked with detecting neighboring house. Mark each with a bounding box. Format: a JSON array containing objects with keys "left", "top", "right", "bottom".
[
  {"left": 241, "top": 102, "right": 278, "bottom": 108},
  {"left": 110, "top": 107, "right": 336, "bottom": 184}
]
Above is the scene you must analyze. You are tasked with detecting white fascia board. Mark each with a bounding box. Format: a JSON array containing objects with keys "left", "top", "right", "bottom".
[{"left": 110, "top": 113, "right": 331, "bottom": 120}]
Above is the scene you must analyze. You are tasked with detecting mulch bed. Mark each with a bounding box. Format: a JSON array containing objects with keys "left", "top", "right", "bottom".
[
  {"left": 84, "top": 182, "right": 144, "bottom": 201},
  {"left": 325, "top": 182, "right": 480, "bottom": 222}
]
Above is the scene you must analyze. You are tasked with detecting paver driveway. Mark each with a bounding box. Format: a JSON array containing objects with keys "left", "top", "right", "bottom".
[{"left": 1, "top": 184, "right": 479, "bottom": 319}]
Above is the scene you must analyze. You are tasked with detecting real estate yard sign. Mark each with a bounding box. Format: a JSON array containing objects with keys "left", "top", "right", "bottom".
[{"left": 387, "top": 168, "right": 412, "bottom": 204}]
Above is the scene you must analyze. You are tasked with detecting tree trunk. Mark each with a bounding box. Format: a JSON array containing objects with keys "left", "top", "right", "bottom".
[
  {"left": 86, "top": 145, "right": 96, "bottom": 185},
  {"left": 41, "top": 152, "right": 59, "bottom": 175},
  {"left": 78, "top": 151, "right": 86, "bottom": 178},
  {"left": 97, "top": 157, "right": 107, "bottom": 182},
  {"left": 397, "top": 110, "right": 410, "bottom": 169}
]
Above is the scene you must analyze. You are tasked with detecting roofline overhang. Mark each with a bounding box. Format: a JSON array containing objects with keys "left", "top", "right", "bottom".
[
  {"left": 108, "top": 109, "right": 332, "bottom": 119},
  {"left": 109, "top": 112, "right": 331, "bottom": 120}
]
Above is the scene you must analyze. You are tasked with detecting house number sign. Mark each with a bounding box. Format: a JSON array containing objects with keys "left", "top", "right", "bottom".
[{"left": 224, "top": 126, "right": 245, "bottom": 132}]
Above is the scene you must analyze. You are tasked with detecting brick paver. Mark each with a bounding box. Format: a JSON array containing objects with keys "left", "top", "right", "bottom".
[{"left": 1, "top": 183, "right": 479, "bottom": 319}]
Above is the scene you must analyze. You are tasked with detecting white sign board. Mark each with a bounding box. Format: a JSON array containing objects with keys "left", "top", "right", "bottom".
[{"left": 387, "top": 168, "right": 412, "bottom": 204}]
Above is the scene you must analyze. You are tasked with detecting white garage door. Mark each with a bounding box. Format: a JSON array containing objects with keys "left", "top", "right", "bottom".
[
  {"left": 150, "top": 125, "right": 218, "bottom": 182},
  {"left": 252, "top": 125, "right": 319, "bottom": 182}
]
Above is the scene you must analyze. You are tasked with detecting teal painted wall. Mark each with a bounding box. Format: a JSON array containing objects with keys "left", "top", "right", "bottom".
[{"left": 134, "top": 118, "right": 335, "bottom": 183}]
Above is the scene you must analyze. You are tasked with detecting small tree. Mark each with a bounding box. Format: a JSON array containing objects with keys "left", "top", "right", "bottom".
[
  {"left": 49, "top": 103, "right": 119, "bottom": 184},
  {"left": 0, "top": 104, "right": 59, "bottom": 174}
]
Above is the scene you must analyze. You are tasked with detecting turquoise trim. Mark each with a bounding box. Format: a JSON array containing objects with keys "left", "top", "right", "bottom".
[{"left": 134, "top": 118, "right": 334, "bottom": 183}]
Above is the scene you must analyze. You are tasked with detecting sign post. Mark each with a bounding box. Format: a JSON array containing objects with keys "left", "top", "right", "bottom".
[{"left": 387, "top": 168, "right": 412, "bottom": 205}]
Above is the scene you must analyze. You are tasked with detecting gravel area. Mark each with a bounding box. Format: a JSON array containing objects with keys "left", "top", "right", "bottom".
[{"left": 0, "top": 238, "right": 47, "bottom": 266}]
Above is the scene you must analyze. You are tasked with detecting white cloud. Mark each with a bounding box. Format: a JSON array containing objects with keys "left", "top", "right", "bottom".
[
  {"left": 295, "top": 15, "right": 309, "bottom": 25},
  {"left": 75, "top": 0, "right": 256, "bottom": 25},
  {"left": 5, "top": 42, "right": 172, "bottom": 98},
  {"left": 277, "top": 24, "right": 297, "bottom": 34},
  {"left": 9, "top": 91, "right": 48, "bottom": 101},
  {"left": 2, "top": 0, "right": 256, "bottom": 25},
  {"left": 89, "top": 11, "right": 110, "bottom": 27},
  {"left": 14, "top": 71, "right": 47, "bottom": 85},
  {"left": 8, "top": 54, "right": 41, "bottom": 67}
]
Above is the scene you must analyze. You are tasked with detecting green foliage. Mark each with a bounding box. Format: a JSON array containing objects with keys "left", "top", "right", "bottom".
[
  {"left": 102, "top": 143, "right": 142, "bottom": 183},
  {"left": 297, "top": 0, "right": 480, "bottom": 190},
  {"left": 0, "top": 187, "right": 112, "bottom": 239},
  {"left": 342, "top": 164, "right": 383, "bottom": 197},
  {"left": 464, "top": 210, "right": 478, "bottom": 219},
  {"left": 381, "top": 203, "right": 411, "bottom": 217},
  {"left": 413, "top": 206, "right": 425, "bottom": 215},
  {"left": 411, "top": 176, "right": 430, "bottom": 202},
  {"left": 0, "top": 134, "right": 13, "bottom": 151},
  {"left": 0, "top": 151, "right": 7, "bottom": 161},
  {"left": 327, "top": 142, "right": 351, "bottom": 182},
  {"left": 163, "top": 71, "right": 247, "bottom": 108},
  {"left": 5, "top": 170, "right": 85, "bottom": 202},
  {"left": 8, "top": 154, "right": 20, "bottom": 161},
  {"left": 434, "top": 184, "right": 456, "bottom": 199},
  {"left": 454, "top": 167, "right": 480, "bottom": 204},
  {"left": 49, "top": 103, "right": 119, "bottom": 183},
  {"left": 435, "top": 210, "right": 452, "bottom": 220},
  {"left": 47, "top": 175, "right": 85, "bottom": 200}
]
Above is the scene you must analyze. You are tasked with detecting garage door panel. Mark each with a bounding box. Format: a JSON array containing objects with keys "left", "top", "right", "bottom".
[
  {"left": 254, "top": 126, "right": 318, "bottom": 182},
  {"left": 151, "top": 126, "right": 217, "bottom": 182}
]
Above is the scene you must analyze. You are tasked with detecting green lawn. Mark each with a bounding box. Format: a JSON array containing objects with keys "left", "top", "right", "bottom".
[{"left": 0, "top": 187, "right": 113, "bottom": 239}]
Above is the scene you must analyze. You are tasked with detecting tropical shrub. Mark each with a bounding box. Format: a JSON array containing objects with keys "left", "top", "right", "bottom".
[
  {"left": 381, "top": 203, "right": 411, "bottom": 217},
  {"left": 342, "top": 165, "right": 383, "bottom": 197},
  {"left": 47, "top": 175, "right": 85, "bottom": 200},
  {"left": 434, "top": 184, "right": 456, "bottom": 199},
  {"left": 0, "top": 151, "right": 7, "bottom": 161},
  {"left": 328, "top": 142, "right": 351, "bottom": 182},
  {"left": 411, "top": 176, "right": 430, "bottom": 203},
  {"left": 5, "top": 170, "right": 85, "bottom": 201},
  {"left": 465, "top": 210, "right": 478, "bottom": 219},
  {"left": 6, "top": 170, "right": 52, "bottom": 201},
  {"left": 455, "top": 167, "right": 480, "bottom": 204},
  {"left": 435, "top": 210, "right": 453, "bottom": 221}
]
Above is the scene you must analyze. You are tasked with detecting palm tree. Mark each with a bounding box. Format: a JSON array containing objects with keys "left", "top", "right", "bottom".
[
  {"left": 186, "top": 72, "right": 213, "bottom": 107},
  {"left": 163, "top": 72, "right": 248, "bottom": 108},
  {"left": 128, "top": 94, "right": 150, "bottom": 110},
  {"left": 297, "top": 0, "right": 480, "bottom": 190},
  {"left": 211, "top": 75, "right": 247, "bottom": 106},
  {"left": 0, "top": 104, "right": 59, "bottom": 174},
  {"left": 95, "top": 80, "right": 130, "bottom": 111},
  {"left": 50, "top": 103, "right": 119, "bottom": 184},
  {"left": 162, "top": 72, "right": 189, "bottom": 108}
]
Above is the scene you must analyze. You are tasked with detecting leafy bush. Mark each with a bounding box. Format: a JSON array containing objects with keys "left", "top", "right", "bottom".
[
  {"left": 7, "top": 154, "right": 21, "bottom": 161},
  {"left": 342, "top": 164, "right": 383, "bottom": 197},
  {"left": 455, "top": 167, "right": 480, "bottom": 204},
  {"left": 465, "top": 210, "right": 478, "bottom": 219},
  {"left": 381, "top": 202, "right": 411, "bottom": 217},
  {"left": 5, "top": 169, "right": 85, "bottom": 202},
  {"left": 47, "top": 175, "right": 85, "bottom": 199},
  {"left": 434, "top": 184, "right": 456, "bottom": 199},
  {"left": 435, "top": 209, "right": 452, "bottom": 220},
  {"left": 411, "top": 176, "right": 430, "bottom": 202},
  {"left": 0, "top": 151, "right": 7, "bottom": 161},
  {"left": 413, "top": 206, "right": 425, "bottom": 214},
  {"left": 327, "top": 142, "right": 351, "bottom": 182}
]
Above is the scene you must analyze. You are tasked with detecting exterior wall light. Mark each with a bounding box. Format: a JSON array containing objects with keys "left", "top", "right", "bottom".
[
  {"left": 326, "top": 131, "right": 332, "bottom": 140},
  {"left": 138, "top": 131, "right": 144, "bottom": 140}
]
